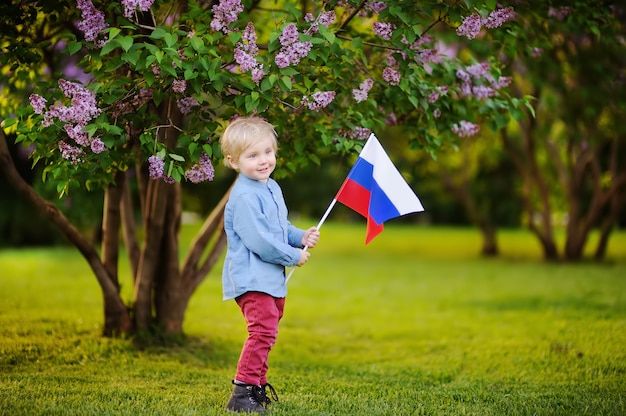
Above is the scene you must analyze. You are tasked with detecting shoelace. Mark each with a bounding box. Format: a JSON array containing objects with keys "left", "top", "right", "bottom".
[
  {"left": 262, "top": 383, "right": 279, "bottom": 404},
  {"left": 250, "top": 385, "right": 266, "bottom": 405}
]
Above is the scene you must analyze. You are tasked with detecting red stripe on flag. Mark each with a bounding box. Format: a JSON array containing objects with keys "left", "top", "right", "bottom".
[
  {"left": 336, "top": 178, "right": 385, "bottom": 245},
  {"left": 335, "top": 178, "right": 370, "bottom": 218},
  {"left": 365, "top": 217, "right": 384, "bottom": 245}
]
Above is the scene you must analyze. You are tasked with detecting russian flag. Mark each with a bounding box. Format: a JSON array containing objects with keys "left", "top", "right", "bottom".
[{"left": 335, "top": 134, "right": 424, "bottom": 244}]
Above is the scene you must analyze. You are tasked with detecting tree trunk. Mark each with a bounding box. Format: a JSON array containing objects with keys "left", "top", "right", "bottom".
[
  {"left": 102, "top": 170, "right": 125, "bottom": 292},
  {"left": 155, "top": 181, "right": 183, "bottom": 335},
  {"left": 121, "top": 171, "right": 140, "bottom": 280},
  {"left": 134, "top": 178, "right": 172, "bottom": 331},
  {"left": 500, "top": 93, "right": 559, "bottom": 262},
  {"left": 0, "top": 129, "right": 132, "bottom": 335}
]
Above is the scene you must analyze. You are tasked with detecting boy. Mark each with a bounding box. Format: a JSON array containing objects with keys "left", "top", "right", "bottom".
[{"left": 220, "top": 116, "right": 320, "bottom": 413}]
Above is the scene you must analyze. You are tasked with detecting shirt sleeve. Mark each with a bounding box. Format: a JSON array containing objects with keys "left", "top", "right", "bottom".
[
  {"left": 287, "top": 223, "right": 306, "bottom": 248},
  {"left": 231, "top": 193, "right": 302, "bottom": 267}
]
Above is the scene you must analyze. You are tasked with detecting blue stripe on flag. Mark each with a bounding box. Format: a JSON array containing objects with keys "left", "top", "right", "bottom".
[
  {"left": 369, "top": 180, "right": 401, "bottom": 225},
  {"left": 346, "top": 157, "right": 374, "bottom": 190}
]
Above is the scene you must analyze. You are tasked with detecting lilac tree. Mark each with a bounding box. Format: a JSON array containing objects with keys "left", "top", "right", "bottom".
[
  {"left": 1, "top": 0, "right": 524, "bottom": 336},
  {"left": 443, "top": 1, "right": 626, "bottom": 261}
]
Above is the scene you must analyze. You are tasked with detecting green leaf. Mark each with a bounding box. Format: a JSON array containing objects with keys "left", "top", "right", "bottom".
[
  {"left": 108, "top": 27, "right": 121, "bottom": 40},
  {"left": 351, "top": 37, "right": 363, "bottom": 49},
  {"left": 67, "top": 41, "right": 83, "bottom": 55},
  {"left": 100, "top": 39, "right": 118, "bottom": 55},
  {"left": 190, "top": 36, "right": 204, "bottom": 52},
  {"left": 260, "top": 76, "right": 274, "bottom": 92},
  {"left": 184, "top": 69, "right": 197, "bottom": 80},
  {"left": 151, "top": 27, "right": 168, "bottom": 40},
  {"left": 164, "top": 33, "right": 178, "bottom": 48},
  {"left": 279, "top": 67, "right": 299, "bottom": 76},
  {"left": 122, "top": 51, "right": 137, "bottom": 66},
  {"left": 169, "top": 153, "right": 185, "bottom": 162},
  {"left": 309, "top": 153, "right": 320, "bottom": 165},
  {"left": 318, "top": 25, "right": 336, "bottom": 44},
  {"left": 118, "top": 35, "right": 133, "bottom": 52},
  {"left": 278, "top": 75, "right": 292, "bottom": 92}
]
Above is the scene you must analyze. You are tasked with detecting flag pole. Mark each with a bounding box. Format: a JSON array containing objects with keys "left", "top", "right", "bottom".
[{"left": 285, "top": 198, "right": 337, "bottom": 283}]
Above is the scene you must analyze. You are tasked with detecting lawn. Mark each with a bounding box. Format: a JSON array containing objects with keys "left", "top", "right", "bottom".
[{"left": 0, "top": 224, "right": 625, "bottom": 415}]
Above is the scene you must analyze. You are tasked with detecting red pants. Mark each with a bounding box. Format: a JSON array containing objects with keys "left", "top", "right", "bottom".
[{"left": 235, "top": 291, "right": 285, "bottom": 386}]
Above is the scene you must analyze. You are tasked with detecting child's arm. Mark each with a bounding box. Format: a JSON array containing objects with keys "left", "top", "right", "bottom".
[{"left": 233, "top": 196, "right": 303, "bottom": 267}]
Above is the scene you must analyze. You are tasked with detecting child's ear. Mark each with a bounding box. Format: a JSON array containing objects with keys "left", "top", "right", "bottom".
[{"left": 226, "top": 155, "right": 238, "bottom": 170}]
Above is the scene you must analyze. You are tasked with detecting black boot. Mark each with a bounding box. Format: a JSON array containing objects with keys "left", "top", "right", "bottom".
[
  {"left": 226, "top": 381, "right": 267, "bottom": 413},
  {"left": 260, "top": 383, "right": 279, "bottom": 407}
]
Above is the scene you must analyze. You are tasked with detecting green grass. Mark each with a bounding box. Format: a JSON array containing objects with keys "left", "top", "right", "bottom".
[{"left": 1, "top": 224, "right": 625, "bottom": 415}]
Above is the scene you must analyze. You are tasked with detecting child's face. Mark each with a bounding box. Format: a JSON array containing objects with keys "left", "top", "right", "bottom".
[{"left": 227, "top": 136, "right": 276, "bottom": 183}]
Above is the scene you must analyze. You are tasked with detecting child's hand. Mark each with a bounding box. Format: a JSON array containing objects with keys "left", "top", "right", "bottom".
[
  {"left": 301, "top": 227, "right": 320, "bottom": 248},
  {"left": 296, "top": 249, "right": 311, "bottom": 266}
]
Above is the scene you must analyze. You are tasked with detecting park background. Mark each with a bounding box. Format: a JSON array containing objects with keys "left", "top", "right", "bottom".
[{"left": 1, "top": 0, "right": 625, "bottom": 415}]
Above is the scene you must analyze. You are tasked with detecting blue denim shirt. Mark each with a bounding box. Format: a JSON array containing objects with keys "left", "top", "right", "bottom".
[{"left": 222, "top": 174, "right": 305, "bottom": 300}]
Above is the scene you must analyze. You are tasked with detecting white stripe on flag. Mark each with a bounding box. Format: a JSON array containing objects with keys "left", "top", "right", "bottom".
[{"left": 360, "top": 134, "right": 424, "bottom": 215}]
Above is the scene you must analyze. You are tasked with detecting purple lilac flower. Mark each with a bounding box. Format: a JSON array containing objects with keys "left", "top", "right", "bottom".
[
  {"left": 148, "top": 155, "right": 165, "bottom": 179},
  {"left": 39, "top": 79, "right": 105, "bottom": 157},
  {"left": 456, "top": 13, "right": 484, "bottom": 40},
  {"left": 172, "top": 79, "right": 186, "bottom": 93},
  {"left": 352, "top": 78, "right": 374, "bottom": 103},
  {"left": 234, "top": 23, "right": 265, "bottom": 84},
  {"left": 457, "top": 63, "right": 511, "bottom": 99},
  {"left": 318, "top": 11, "right": 336, "bottom": 27},
  {"left": 121, "top": 0, "right": 156, "bottom": 19},
  {"left": 366, "top": 1, "right": 387, "bottom": 14},
  {"left": 302, "top": 91, "right": 336, "bottom": 111},
  {"left": 466, "top": 62, "right": 490, "bottom": 78},
  {"left": 382, "top": 67, "right": 401, "bottom": 86},
  {"left": 472, "top": 85, "right": 495, "bottom": 99},
  {"left": 90, "top": 138, "right": 106, "bottom": 154},
  {"left": 433, "top": 108, "right": 441, "bottom": 118},
  {"left": 210, "top": 0, "right": 244, "bottom": 34},
  {"left": 305, "top": 11, "right": 336, "bottom": 33},
  {"left": 275, "top": 24, "right": 312, "bottom": 68},
  {"left": 373, "top": 22, "right": 395, "bottom": 40},
  {"left": 250, "top": 68, "right": 265, "bottom": 84},
  {"left": 176, "top": 96, "right": 199, "bottom": 114},
  {"left": 548, "top": 6, "right": 572, "bottom": 20},
  {"left": 58, "top": 141, "right": 85, "bottom": 164},
  {"left": 485, "top": 7, "right": 516, "bottom": 28},
  {"left": 418, "top": 49, "right": 441, "bottom": 64},
  {"left": 384, "top": 111, "right": 398, "bottom": 126},
  {"left": 64, "top": 123, "right": 90, "bottom": 147},
  {"left": 494, "top": 76, "right": 512, "bottom": 89},
  {"left": 349, "top": 127, "right": 372, "bottom": 141},
  {"left": 185, "top": 153, "right": 215, "bottom": 183},
  {"left": 452, "top": 121, "right": 480, "bottom": 138},
  {"left": 58, "top": 79, "right": 101, "bottom": 123},
  {"left": 280, "top": 24, "right": 299, "bottom": 45},
  {"left": 29, "top": 94, "right": 47, "bottom": 114},
  {"left": 427, "top": 86, "right": 449, "bottom": 103},
  {"left": 76, "top": 0, "right": 108, "bottom": 43}
]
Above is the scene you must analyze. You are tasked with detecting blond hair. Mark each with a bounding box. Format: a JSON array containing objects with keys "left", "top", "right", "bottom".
[{"left": 219, "top": 116, "right": 278, "bottom": 168}]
